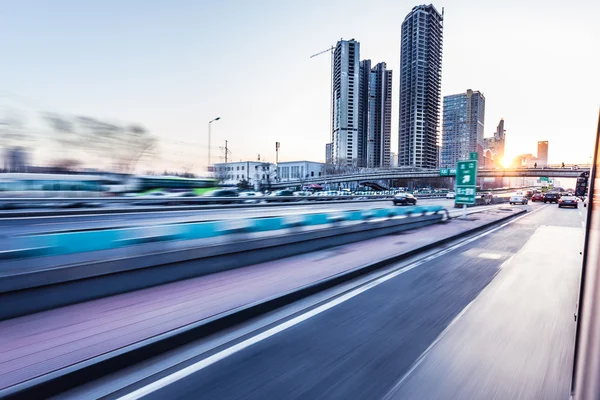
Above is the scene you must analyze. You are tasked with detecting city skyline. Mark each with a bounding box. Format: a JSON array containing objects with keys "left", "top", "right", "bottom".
[{"left": 0, "top": 1, "right": 598, "bottom": 173}]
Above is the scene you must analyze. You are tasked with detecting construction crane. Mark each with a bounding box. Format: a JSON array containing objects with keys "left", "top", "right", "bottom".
[
  {"left": 310, "top": 44, "right": 336, "bottom": 160},
  {"left": 310, "top": 46, "right": 334, "bottom": 59}
]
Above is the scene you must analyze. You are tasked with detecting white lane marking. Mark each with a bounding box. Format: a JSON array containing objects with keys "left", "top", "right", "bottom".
[
  {"left": 117, "top": 205, "right": 546, "bottom": 400},
  {"left": 478, "top": 252, "right": 503, "bottom": 260},
  {"left": 581, "top": 221, "right": 585, "bottom": 229},
  {"left": 382, "top": 298, "right": 477, "bottom": 400}
]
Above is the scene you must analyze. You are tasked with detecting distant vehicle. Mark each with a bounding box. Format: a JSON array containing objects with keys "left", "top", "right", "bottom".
[
  {"left": 559, "top": 195, "right": 579, "bottom": 208},
  {"left": 509, "top": 195, "right": 528, "bottom": 205},
  {"left": 269, "top": 190, "right": 295, "bottom": 197},
  {"left": 293, "top": 191, "right": 311, "bottom": 197},
  {"left": 393, "top": 193, "right": 417, "bottom": 206},
  {"left": 446, "top": 192, "right": 456, "bottom": 199},
  {"left": 584, "top": 196, "right": 588, "bottom": 207},
  {"left": 239, "top": 191, "right": 260, "bottom": 203},
  {"left": 0, "top": 173, "right": 116, "bottom": 198},
  {"left": 525, "top": 189, "right": 534, "bottom": 198},
  {"left": 203, "top": 189, "right": 239, "bottom": 197},
  {"left": 531, "top": 192, "right": 545, "bottom": 202},
  {"left": 128, "top": 176, "right": 219, "bottom": 195},
  {"left": 543, "top": 192, "right": 561, "bottom": 204}
]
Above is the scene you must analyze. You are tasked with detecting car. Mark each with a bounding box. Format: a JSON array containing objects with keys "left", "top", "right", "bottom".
[
  {"left": 531, "top": 192, "right": 545, "bottom": 202},
  {"left": 393, "top": 193, "right": 417, "bottom": 206},
  {"left": 584, "top": 196, "right": 588, "bottom": 207},
  {"left": 446, "top": 192, "right": 456, "bottom": 199},
  {"left": 558, "top": 195, "right": 579, "bottom": 208},
  {"left": 543, "top": 192, "right": 560, "bottom": 204},
  {"left": 239, "top": 191, "right": 260, "bottom": 203},
  {"left": 203, "top": 189, "right": 239, "bottom": 197},
  {"left": 509, "top": 195, "right": 528, "bottom": 205}
]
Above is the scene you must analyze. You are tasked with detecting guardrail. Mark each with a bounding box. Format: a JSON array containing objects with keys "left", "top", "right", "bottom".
[
  {"left": 0, "top": 187, "right": 521, "bottom": 208},
  {"left": 2, "top": 205, "right": 444, "bottom": 260}
]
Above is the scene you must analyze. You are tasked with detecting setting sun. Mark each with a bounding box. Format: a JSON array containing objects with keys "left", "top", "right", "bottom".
[{"left": 500, "top": 156, "right": 512, "bottom": 168}]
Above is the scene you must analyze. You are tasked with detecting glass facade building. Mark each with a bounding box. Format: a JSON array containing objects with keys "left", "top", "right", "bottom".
[
  {"left": 441, "top": 89, "right": 485, "bottom": 168},
  {"left": 358, "top": 61, "right": 393, "bottom": 168},
  {"left": 332, "top": 39, "right": 360, "bottom": 166},
  {"left": 398, "top": 4, "right": 443, "bottom": 169}
]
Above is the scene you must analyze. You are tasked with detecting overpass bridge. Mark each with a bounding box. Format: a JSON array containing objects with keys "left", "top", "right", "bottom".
[{"left": 271, "top": 166, "right": 590, "bottom": 189}]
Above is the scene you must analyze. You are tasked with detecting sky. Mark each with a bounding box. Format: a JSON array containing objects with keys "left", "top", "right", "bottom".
[{"left": 1, "top": 0, "right": 599, "bottom": 174}]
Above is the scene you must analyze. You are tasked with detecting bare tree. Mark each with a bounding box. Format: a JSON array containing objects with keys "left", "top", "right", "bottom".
[{"left": 43, "top": 113, "right": 157, "bottom": 174}]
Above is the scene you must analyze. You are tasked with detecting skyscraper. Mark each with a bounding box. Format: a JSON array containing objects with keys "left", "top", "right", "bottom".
[
  {"left": 441, "top": 89, "right": 486, "bottom": 168},
  {"left": 332, "top": 39, "right": 360, "bottom": 166},
  {"left": 483, "top": 118, "right": 506, "bottom": 164},
  {"left": 358, "top": 61, "right": 393, "bottom": 168},
  {"left": 398, "top": 4, "right": 443, "bottom": 169},
  {"left": 537, "top": 141, "right": 549, "bottom": 167}
]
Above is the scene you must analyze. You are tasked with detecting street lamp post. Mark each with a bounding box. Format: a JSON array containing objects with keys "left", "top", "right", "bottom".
[{"left": 208, "top": 117, "right": 221, "bottom": 174}]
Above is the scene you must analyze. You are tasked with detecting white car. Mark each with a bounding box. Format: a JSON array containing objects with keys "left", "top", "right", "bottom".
[
  {"left": 239, "top": 191, "right": 260, "bottom": 203},
  {"left": 509, "top": 195, "right": 528, "bottom": 205},
  {"left": 446, "top": 192, "right": 456, "bottom": 199}
]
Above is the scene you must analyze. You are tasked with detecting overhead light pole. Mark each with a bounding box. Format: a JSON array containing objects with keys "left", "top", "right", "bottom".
[{"left": 208, "top": 117, "right": 221, "bottom": 174}]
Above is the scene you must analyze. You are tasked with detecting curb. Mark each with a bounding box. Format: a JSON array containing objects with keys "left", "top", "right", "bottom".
[{"left": 0, "top": 208, "right": 527, "bottom": 399}]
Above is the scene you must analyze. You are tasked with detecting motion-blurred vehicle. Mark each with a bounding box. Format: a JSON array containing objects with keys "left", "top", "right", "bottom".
[
  {"left": 393, "top": 193, "right": 417, "bottom": 206},
  {"left": 543, "top": 192, "right": 560, "bottom": 203},
  {"left": 480, "top": 192, "right": 493, "bottom": 205},
  {"left": 525, "top": 189, "right": 534, "bottom": 198},
  {"left": 239, "top": 191, "right": 260, "bottom": 203},
  {"left": 446, "top": 191, "right": 456, "bottom": 199},
  {"left": 558, "top": 195, "right": 579, "bottom": 208},
  {"left": 509, "top": 194, "right": 528, "bottom": 205},
  {"left": 583, "top": 196, "right": 588, "bottom": 207},
  {"left": 531, "top": 192, "right": 545, "bottom": 202}
]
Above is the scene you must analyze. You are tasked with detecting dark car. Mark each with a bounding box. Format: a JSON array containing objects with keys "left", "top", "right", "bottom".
[
  {"left": 532, "top": 192, "right": 545, "bottom": 202},
  {"left": 204, "top": 189, "right": 239, "bottom": 197},
  {"left": 393, "top": 193, "right": 417, "bottom": 206},
  {"left": 558, "top": 195, "right": 579, "bottom": 208},
  {"left": 543, "top": 192, "right": 560, "bottom": 203},
  {"left": 202, "top": 189, "right": 239, "bottom": 204}
]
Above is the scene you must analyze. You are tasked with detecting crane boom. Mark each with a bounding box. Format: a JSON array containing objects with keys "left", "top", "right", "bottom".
[{"left": 310, "top": 46, "right": 334, "bottom": 58}]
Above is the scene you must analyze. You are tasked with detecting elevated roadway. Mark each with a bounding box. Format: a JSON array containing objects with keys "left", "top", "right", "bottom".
[{"left": 271, "top": 166, "right": 590, "bottom": 188}]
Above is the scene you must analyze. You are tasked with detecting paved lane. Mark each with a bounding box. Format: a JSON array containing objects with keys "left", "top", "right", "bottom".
[
  {"left": 0, "top": 198, "right": 454, "bottom": 236},
  {"left": 108, "top": 203, "right": 583, "bottom": 399}
]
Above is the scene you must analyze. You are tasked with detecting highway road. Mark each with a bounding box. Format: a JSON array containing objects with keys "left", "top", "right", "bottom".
[
  {"left": 0, "top": 198, "right": 456, "bottom": 236},
  {"left": 62, "top": 201, "right": 584, "bottom": 399}
]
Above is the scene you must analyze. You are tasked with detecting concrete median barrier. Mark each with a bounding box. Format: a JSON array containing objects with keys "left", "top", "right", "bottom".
[{"left": 0, "top": 206, "right": 445, "bottom": 320}]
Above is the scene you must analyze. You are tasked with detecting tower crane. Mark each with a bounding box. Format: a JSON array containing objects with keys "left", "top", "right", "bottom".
[{"left": 310, "top": 44, "right": 336, "bottom": 160}]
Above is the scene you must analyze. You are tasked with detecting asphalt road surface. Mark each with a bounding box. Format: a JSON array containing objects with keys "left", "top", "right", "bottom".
[
  {"left": 75, "top": 202, "right": 583, "bottom": 400},
  {"left": 0, "top": 198, "right": 455, "bottom": 237}
]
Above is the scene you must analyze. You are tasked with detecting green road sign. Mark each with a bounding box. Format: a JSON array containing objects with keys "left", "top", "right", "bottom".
[
  {"left": 469, "top": 152, "right": 479, "bottom": 161},
  {"left": 540, "top": 176, "right": 549, "bottom": 182},
  {"left": 456, "top": 160, "right": 478, "bottom": 205},
  {"left": 440, "top": 168, "right": 449, "bottom": 176},
  {"left": 449, "top": 168, "right": 456, "bottom": 176}
]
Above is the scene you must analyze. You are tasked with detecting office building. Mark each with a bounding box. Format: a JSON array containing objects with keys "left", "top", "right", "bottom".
[
  {"left": 484, "top": 118, "right": 506, "bottom": 163},
  {"left": 537, "top": 141, "right": 549, "bottom": 167},
  {"left": 358, "top": 61, "right": 393, "bottom": 168},
  {"left": 325, "top": 143, "right": 333, "bottom": 164},
  {"left": 332, "top": 39, "right": 360, "bottom": 166},
  {"left": 277, "top": 161, "right": 325, "bottom": 182},
  {"left": 398, "top": 4, "right": 444, "bottom": 169},
  {"left": 441, "top": 89, "right": 486, "bottom": 168}
]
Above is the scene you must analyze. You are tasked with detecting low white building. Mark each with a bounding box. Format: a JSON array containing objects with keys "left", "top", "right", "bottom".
[
  {"left": 276, "top": 161, "right": 325, "bottom": 183},
  {"left": 214, "top": 161, "right": 276, "bottom": 189}
]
